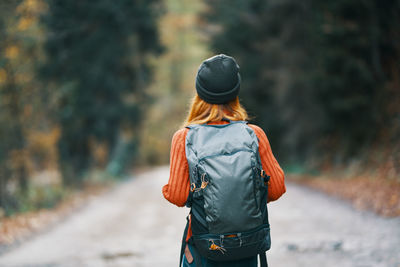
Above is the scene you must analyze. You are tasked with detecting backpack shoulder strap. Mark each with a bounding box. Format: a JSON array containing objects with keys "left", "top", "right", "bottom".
[
  {"left": 230, "top": 120, "right": 248, "bottom": 124},
  {"left": 186, "top": 123, "right": 204, "bottom": 130}
]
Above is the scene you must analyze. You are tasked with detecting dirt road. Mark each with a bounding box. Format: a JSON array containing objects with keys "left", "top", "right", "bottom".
[{"left": 0, "top": 166, "right": 399, "bottom": 267}]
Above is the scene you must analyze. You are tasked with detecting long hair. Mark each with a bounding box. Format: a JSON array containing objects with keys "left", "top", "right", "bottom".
[{"left": 183, "top": 94, "right": 249, "bottom": 127}]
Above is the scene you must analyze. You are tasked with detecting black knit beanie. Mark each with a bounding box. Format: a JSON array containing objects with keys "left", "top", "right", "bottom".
[{"left": 195, "top": 54, "right": 241, "bottom": 104}]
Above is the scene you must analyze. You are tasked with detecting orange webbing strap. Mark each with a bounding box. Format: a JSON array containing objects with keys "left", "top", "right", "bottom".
[{"left": 179, "top": 215, "right": 203, "bottom": 267}]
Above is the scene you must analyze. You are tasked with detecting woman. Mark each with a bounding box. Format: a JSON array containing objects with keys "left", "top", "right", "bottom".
[{"left": 162, "top": 54, "right": 286, "bottom": 267}]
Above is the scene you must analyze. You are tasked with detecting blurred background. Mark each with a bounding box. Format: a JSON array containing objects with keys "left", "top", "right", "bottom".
[{"left": 0, "top": 0, "right": 399, "bottom": 244}]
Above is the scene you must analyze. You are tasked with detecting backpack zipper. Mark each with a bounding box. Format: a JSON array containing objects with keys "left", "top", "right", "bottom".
[
  {"left": 198, "top": 148, "right": 253, "bottom": 162},
  {"left": 193, "top": 223, "right": 270, "bottom": 240}
]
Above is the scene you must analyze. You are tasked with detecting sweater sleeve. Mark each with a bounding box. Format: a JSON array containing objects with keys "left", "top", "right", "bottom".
[
  {"left": 248, "top": 124, "right": 286, "bottom": 202},
  {"left": 162, "top": 128, "right": 190, "bottom": 207}
]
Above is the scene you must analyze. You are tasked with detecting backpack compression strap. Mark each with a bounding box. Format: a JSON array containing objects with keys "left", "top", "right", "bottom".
[
  {"left": 179, "top": 216, "right": 190, "bottom": 267},
  {"left": 260, "top": 252, "right": 268, "bottom": 267}
]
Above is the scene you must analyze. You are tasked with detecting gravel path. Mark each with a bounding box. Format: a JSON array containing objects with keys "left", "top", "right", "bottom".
[{"left": 0, "top": 166, "right": 399, "bottom": 267}]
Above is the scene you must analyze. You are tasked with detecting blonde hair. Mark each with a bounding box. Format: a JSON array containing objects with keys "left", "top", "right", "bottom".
[{"left": 183, "top": 94, "right": 249, "bottom": 127}]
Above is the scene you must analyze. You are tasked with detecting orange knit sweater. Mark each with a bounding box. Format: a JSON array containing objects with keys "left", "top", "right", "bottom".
[{"left": 162, "top": 121, "right": 286, "bottom": 242}]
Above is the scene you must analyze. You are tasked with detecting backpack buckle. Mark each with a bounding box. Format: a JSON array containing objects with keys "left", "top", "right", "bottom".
[
  {"left": 190, "top": 183, "right": 197, "bottom": 192},
  {"left": 237, "top": 233, "right": 242, "bottom": 247},
  {"left": 263, "top": 175, "right": 271, "bottom": 186},
  {"left": 191, "top": 173, "right": 209, "bottom": 192},
  {"left": 200, "top": 173, "right": 208, "bottom": 189}
]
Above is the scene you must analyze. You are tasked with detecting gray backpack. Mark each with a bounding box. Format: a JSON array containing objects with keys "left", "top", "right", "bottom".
[{"left": 181, "top": 120, "right": 270, "bottom": 266}]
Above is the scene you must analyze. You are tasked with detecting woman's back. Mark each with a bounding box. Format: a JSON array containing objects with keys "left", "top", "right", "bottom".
[
  {"left": 163, "top": 121, "right": 285, "bottom": 209},
  {"left": 162, "top": 54, "right": 285, "bottom": 267}
]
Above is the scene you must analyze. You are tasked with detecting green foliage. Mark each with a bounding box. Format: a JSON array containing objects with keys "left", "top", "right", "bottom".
[
  {"left": 106, "top": 137, "right": 138, "bottom": 177},
  {"left": 0, "top": 0, "right": 166, "bottom": 216},
  {"left": 0, "top": 0, "right": 32, "bottom": 211},
  {"left": 41, "top": 0, "right": 164, "bottom": 184},
  {"left": 17, "top": 185, "right": 66, "bottom": 213},
  {"left": 201, "top": 0, "right": 400, "bottom": 167},
  {"left": 3, "top": 184, "right": 66, "bottom": 216}
]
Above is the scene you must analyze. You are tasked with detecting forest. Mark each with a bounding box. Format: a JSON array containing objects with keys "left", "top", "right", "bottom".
[{"left": 0, "top": 0, "right": 399, "bottom": 221}]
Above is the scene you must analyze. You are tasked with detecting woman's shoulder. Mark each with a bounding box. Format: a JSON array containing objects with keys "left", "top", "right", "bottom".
[
  {"left": 171, "top": 127, "right": 189, "bottom": 143},
  {"left": 247, "top": 123, "right": 266, "bottom": 135},
  {"left": 247, "top": 124, "right": 270, "bottom": 143}
]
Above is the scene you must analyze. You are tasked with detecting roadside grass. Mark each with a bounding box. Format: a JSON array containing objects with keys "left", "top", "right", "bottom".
[{"left": 288, "top": 171, "right": 400, "bottom": 217}]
